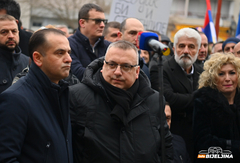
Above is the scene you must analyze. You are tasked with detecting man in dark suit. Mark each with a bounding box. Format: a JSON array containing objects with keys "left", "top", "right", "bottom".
[{"left": 162, "top": 28, "right": 202, "bottom": 161}]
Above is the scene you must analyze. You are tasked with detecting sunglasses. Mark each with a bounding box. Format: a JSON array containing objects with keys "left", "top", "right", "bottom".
[{"left": 83, "top": 18, "right": 108, "bottom": 25}]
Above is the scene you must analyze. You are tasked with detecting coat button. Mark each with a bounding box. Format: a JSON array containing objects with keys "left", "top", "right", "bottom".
[{"left": 2, "top": 79, "right": 7, "bottom": 84}]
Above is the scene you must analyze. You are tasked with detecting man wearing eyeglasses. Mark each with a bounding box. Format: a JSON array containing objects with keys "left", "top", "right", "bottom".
[
  {"left": 68, "top": 3, "right": 111, "bottom": 81},
  {"left": 69, "top": 40, "right": 173, "bottom": 163}
]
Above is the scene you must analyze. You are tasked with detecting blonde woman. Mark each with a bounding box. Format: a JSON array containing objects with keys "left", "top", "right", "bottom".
[{"left": 193, "top": 53, "right": 240, "bottom": 162}]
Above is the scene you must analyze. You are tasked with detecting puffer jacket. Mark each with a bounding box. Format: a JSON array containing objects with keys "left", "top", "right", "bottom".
[{"left": 69, "top": 57, "right": 173, "bottom": 163}]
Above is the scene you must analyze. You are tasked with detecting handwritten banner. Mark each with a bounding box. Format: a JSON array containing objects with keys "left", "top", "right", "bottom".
[{"left": 109, "top": 0, "right": 173, "bottom": 34}]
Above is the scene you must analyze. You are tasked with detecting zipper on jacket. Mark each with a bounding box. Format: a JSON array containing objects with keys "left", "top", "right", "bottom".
[
  {"left": 66, "top": 139, "right": 70, "bottom": 163},
  {"left": 179, "top": 155, "right": 183, "bottom": 163},
  {"left": 44, "top": 142, "right": 51, "bottom": 163}
]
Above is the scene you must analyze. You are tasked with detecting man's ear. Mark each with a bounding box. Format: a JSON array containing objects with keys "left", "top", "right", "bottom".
[
  {"left": 15, "top": 19, "right": 19, "bottom": 24},
  {"left": 32, "top": 51, "right": 43, "bottom": 67},
  {"left": 135, "top": 66, "right": 140, "bottom": 79},
  {"left": 79, "top": 19, "right": 85, "bottom": 28},
  {"left": 172, "top": 46, "right": 175, "bottom": 55},
  {"left": 117, "top": 31, "right": 122, "bottom": 40}
]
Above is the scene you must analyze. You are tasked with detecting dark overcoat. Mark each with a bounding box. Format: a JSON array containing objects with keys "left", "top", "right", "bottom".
[
  {"left": 0, "top": 62, "right": 73, "bottom": 163},
  {"left": 193, "top": 87, "right": 240, "bottom": 162},
  {"left": 162, "top": 56, "right": 203, "bottom": 160}
]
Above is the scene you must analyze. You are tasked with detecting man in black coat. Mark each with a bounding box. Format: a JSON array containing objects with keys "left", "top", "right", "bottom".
[
  {"left": 69, "top": 40, "right": 173, "bottom": 163},
  {"left": 0, "top": 28, "right": 73, "bottom": 163},
  {"left": 151, "top": 28, "right": 203, "bottom": 161},
  {"left": 0, "top": 0, "right": 32, "bottom": 56},
  {"left": 0, "top": 14, "right": 28, "bottom": 94}
]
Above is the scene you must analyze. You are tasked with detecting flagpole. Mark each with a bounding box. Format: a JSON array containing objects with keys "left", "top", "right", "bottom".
[{"left": 215, "top": 0, "right": 222, "bottom": 39}]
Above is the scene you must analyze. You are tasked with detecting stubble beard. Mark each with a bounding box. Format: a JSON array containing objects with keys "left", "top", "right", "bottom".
[{"left": 0, "top": 40, "right": 17, "bottom": 52}]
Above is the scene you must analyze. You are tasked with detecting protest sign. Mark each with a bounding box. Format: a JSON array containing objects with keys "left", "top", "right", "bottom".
[{"left": 109, "top": 0, "right": 173, "bottom": 34}]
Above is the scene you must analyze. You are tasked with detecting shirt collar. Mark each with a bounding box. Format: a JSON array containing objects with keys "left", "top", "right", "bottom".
[{"left": 181, "top": 65, "right": 194, "bottom": 75}]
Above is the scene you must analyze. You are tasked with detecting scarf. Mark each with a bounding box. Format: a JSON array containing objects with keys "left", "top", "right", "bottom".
[{"left": 100, "top": 73, "right": 139, "bottom": 126}]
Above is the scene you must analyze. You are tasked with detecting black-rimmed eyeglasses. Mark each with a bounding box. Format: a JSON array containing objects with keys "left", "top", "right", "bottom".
[
  {"left": 104, "top": 60, "right": 138, "bottom": 72},
  {"left": 83, "top": 18, "right": 108, "bottom": 25}
]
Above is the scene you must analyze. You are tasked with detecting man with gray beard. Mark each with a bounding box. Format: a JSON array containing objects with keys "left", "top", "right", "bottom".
[{"left": 162, "top": 28, "right": 203, "bottom": 161}]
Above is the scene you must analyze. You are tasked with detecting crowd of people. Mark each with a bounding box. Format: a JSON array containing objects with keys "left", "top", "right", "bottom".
[{"left": 1, "top": 0, "right": 240, "bottom": 163}]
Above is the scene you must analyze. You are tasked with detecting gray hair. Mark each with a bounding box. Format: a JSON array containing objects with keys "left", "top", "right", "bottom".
[
  {"left": 174, "top": 28, "right": 201, "bottom": 50},
  {"left": 106, "top": 40, "right": 139, "bottom": 64}
]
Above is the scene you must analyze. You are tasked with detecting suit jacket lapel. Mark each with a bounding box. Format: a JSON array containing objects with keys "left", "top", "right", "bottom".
[
  {"left": 169, "top": 57, "right": 193, "bottom": 93},
  {"left": 192, "top": 64, "right": 202, "bottom": 91}
]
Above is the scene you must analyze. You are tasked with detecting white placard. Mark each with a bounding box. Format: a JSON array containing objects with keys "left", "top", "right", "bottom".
[{"left": 109, "top": 0, "right": 173, "bottom": 34}]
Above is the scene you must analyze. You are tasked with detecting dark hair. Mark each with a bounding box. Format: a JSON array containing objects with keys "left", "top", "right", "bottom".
[
  {"left": 29, "top": 29, "right": 65, "bottom": 60},
  {"left": 0, "top": 14, "right": 16, "bottom": 22},
  {"left": 78, "top": 3, "right": 103, "bottom": 28},
  {"left": 212, "top": 41, "right": 224, "bottom": 49},
  {"left": 120, "top": 19, "right": 127, "bottom": 33},
  {"left": 147, "top": 29, "right": 161, "bottom": 36},
  {"left": 190, "top": 27, "right": 200, "bottom": 33},
  {"left": 198, "top": 31, "right": 205, "bottom": 35},
  {"left": 103, "top": 21, "right": 120, "bottom": 36},
  {"left": 0, "top": 0, "right": 20, "bottom": 20}
]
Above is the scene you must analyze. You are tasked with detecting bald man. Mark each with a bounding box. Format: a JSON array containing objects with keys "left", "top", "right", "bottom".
[
  {"left": 118, "top": 18, "right": 150, "bottom": 78},
  {"left": 233, "top": 42, "right": 240, "bottom": 58}
]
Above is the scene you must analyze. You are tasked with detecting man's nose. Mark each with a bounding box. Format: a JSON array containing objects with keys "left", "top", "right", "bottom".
[
  {"left": 7, "top": 31, "right": 14, "bottom": 38},
  {"left": 200, "top": 45, "right": 205, "bottom": 52},
  {"left": 114, "top": 65, "right": 122, "bottom": 75},
  {"left": 65, "top": 53, "right": 72, "bottom": 63},
  {"left": 100, "top": 21, "right": 105, "bottom": 27},
  {"left": 183, "top": 46, "right": 190, "bottom": 53}
]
